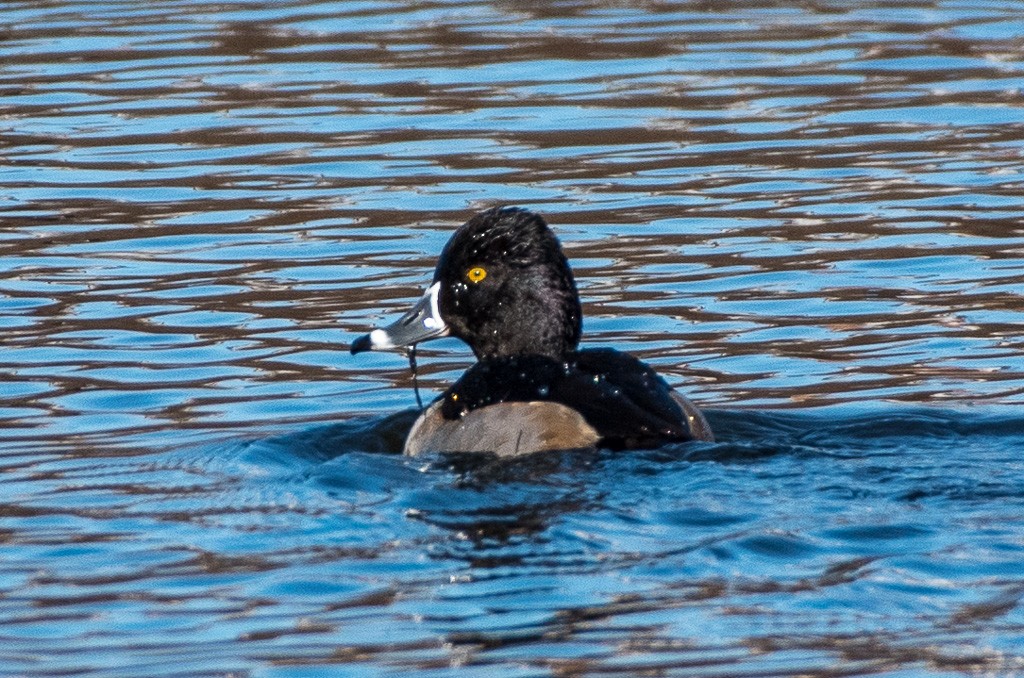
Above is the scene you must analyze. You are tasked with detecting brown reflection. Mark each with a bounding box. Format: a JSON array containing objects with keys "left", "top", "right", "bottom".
[
  {"left": 0, "top": 0, "right": 1022, "bottom": 453},
  {"left": 1, "top": 4, "right": 1024, "bottom": 678}
]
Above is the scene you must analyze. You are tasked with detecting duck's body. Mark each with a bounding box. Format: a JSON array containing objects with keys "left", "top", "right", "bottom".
[{"left": 351, "top": 207, "right": 712, "bottom": 456}]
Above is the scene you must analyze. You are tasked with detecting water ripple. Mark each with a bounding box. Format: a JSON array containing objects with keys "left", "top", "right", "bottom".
[{"left": 3, "top": 1, "right": 1024, "bottom": 675}]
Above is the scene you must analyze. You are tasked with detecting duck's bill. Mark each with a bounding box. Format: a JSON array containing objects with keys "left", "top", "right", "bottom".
[{"left": 350, "top": 282, "right": 449, "bottom": 354}]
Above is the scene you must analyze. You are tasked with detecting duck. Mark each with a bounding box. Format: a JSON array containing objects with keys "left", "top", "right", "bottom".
[{"left": 350, "top": 206, "right": 713, "bottom": 456}]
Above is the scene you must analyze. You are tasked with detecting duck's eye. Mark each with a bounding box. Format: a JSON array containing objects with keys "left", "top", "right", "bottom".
[{"left": 466, "top": 266, "right": 487, "bottom": 283}]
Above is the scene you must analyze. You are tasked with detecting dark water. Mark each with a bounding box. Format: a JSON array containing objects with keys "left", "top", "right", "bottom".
[{"left": 2, "top": 1, "right": 1024, "bottom": 675}]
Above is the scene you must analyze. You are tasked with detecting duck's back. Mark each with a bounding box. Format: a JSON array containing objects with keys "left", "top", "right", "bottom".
[{"left": 403, "top": 349, "right": 712, "bottom": 456}]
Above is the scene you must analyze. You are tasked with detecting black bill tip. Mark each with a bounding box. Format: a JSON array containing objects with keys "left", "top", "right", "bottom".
[{"left": 350, "top": 333, "right": 372, "bottom": 355}]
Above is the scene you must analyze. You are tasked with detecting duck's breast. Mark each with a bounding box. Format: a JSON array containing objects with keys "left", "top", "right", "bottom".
[{"left": 403, "top": 400, "right": 601, "bottom": 457}]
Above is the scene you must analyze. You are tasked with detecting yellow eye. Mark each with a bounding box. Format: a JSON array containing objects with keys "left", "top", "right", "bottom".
[{"left": 466, "top": 266, "right": 487, "bottom": 283}]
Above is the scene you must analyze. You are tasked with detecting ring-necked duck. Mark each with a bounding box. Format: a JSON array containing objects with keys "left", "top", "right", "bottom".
[{"left": 351, "top": 207, "right": 713, "bottom": 456}]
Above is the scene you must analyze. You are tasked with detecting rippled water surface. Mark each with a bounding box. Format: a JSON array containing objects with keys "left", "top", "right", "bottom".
[{"left": 3, "top": 1, "right": 1024, "bottom": 675}]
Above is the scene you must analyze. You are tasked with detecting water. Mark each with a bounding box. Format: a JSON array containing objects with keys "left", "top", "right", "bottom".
[{"left": 2, "top": 0, "right": 1024, "bottom": 675}]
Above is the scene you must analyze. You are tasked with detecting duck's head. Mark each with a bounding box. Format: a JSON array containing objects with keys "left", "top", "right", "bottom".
[{"left": 351, "top": 207, "right": 582, "bottom": 360}]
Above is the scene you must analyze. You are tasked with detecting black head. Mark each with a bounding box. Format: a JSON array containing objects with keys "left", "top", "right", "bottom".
[
  {"left": 350, "top": 207, "right": 582, "bottom": 360},
  {"left": 433, "top": 207, "right": 581, "bottom": 359}
]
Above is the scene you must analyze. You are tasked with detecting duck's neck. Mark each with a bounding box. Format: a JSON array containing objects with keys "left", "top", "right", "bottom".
[
  {"left": 474, "top": 342, "right": 571, "bottom": 362},
  {"left": 472, "top": 305, "right": 580, "bottom": 361}
]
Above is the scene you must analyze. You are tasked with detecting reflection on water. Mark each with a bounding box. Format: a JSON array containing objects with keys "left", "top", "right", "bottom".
[{"left": 2, "top": 0, "right": 1024, "bottom": 675}]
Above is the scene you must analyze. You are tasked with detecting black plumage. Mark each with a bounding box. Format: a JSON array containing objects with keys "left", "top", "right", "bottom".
[{"left": 351, "top": 206, "right": 712, "bottom": 455}]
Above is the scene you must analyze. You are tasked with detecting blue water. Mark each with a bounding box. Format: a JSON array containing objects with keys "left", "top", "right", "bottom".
[
  {"left": 5, "top": 408, "right": 1023, "bottom": 675},
  {"left": 2, "top": 1, "right": 1024, "bottom": 675}
]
